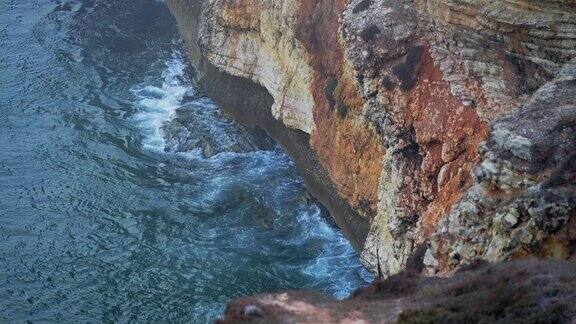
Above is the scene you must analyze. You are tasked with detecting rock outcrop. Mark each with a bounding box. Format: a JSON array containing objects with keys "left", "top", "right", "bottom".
[
  {"left": 166, "top": 0, "right": 576, "bottom": 279},
  {"left": 216, "top": 260, "right": 576, "bottom": 323},
  {"left": 342, "top": 0, "right": 576, "bottom": 277},
  {"left": 425, "top": 61, "right": 576, "bottom": 274}
]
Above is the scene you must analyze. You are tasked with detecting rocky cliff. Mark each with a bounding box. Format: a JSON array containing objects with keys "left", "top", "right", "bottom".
[
  {"left": 167, "top": 0, "right": 576, "bottom": 279},
  {"left": 165, "top": 0, "right": 576, "bottom": 321}
]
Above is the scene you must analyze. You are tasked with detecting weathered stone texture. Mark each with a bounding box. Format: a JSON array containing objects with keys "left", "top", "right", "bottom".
[
  {"left": 168, "top": 0, "right": 576, "bottom": 278},
  {"left": 425, "top": 62, "right": 576, "bottom": 274},
  {"left": 199, "top": 0, "right": 316, "bottom": 133}
]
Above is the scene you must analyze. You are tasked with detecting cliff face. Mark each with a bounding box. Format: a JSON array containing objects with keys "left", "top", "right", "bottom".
[
  {"left": 195, "top": 0, "right": 385, "bottom": 223},
  {"left": 346, "top": 0, "right": 576, "bottom": 276},
  {"left": 166, "top": 0, "right": 576, "bottom": 278}
]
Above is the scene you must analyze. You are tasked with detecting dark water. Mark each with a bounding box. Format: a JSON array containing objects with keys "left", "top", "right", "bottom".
[{"left": 0, "top": 0, "right": 371, "bottom": 322}]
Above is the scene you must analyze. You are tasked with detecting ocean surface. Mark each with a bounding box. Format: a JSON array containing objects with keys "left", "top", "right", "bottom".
[{"left": 0, "top": 0, "right": 370, "bottom": 322}]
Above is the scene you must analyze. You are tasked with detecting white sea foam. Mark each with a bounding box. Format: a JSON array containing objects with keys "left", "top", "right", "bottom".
[
  {"left": 132, "top": 52, "right": 191, "bottom": 152},
  {"left": 295, "top": 205, "right": 373, "bottom": 299}
]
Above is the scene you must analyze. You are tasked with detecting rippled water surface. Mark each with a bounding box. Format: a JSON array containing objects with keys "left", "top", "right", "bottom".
[{"left": 0, "top": 0, "right": 370, "bottom": 322}]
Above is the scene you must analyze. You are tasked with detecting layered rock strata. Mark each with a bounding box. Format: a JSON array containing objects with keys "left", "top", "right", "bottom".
[{"left": 166, "top": 0, "right": 576, "bottom": 278}]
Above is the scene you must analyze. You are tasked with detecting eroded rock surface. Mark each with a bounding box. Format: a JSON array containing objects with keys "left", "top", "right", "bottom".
[
  {"left": 166, "top": 0, "right": 576, "bottom": 278},
  {"left": 425, "top": 61, "right": 576, "bottom": 274}
]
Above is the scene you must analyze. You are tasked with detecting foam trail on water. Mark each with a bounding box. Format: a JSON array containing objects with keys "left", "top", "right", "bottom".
[
  {"left": 131, "top": 52, "right": 191, "bottom": 153},
  {"left": 289, "top": 205, "right": 373, "bottom": 299}
]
